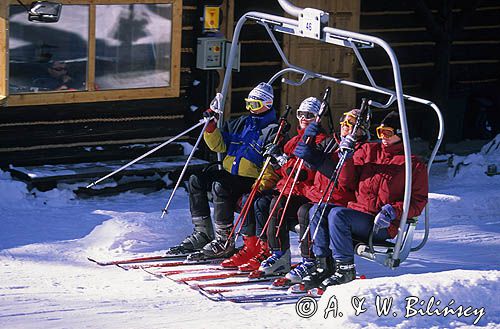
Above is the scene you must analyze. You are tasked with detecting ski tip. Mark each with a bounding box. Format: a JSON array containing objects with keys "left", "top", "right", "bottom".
[
  {"left": 359, "top": 274, "right": 367, "bottom": 280},
  {"left": 87, "top": 257, "right": 105, "bottom": 266}
]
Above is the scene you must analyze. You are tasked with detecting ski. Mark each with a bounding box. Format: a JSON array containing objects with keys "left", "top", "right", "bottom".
[
  {"left": 191, "top": 274, "right": 283, "bottom": 289},
  {"left": 176, "top": 271, "right": 248, "bottom": 283},
  {"left": 219, "top": 292, "right": 308, "bottom": 303},
  {"left": 200, "top": 283, "right": 287, "bottom": 295},
  {"left": 87, "top": 254, "right": 186, "bottom": 266},
  {"left": 117, "top": 258, "right": 223, "bottom": 270}
]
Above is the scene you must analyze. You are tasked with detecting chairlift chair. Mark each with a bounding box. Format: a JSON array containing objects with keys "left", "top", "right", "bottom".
[{"left": 215, "top": 0, "right": 445, "bottom": 269}]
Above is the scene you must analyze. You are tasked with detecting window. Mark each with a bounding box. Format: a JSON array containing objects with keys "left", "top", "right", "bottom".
[
  {"left": 95, "top": 4, "right": 172, "bottom": 90},
  {"left": 9, "top": 5, "right": 89, "bottom": 94},
  {"left": 0, "top": 0, "right": 181, "bottom": 106}
]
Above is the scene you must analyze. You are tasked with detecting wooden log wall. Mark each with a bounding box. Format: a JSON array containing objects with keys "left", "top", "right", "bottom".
[
  {"left": 358, "top": 0, "right": 500, "bottom": 142},
  {"left": 0, "top": 0, "right": 211, "bottom": 166}
]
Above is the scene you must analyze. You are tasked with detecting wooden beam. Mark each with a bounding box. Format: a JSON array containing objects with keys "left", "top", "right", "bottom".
[
  {"left": 0, "top": 2, "right": 7, "bottom": 102},
  {"left": 170, "top": 0, "right": 182, "bottom": 97},
  {"left": 87, "top": 5, "right": 96, "bottom": 92}
]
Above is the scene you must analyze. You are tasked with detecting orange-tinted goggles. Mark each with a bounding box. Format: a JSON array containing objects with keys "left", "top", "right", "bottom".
[
  {"left": 339, "top": 112, "right": 357, "bottom": 127},
  {"left": 376, "top": 125, "right": 395, "bottom": 139}
]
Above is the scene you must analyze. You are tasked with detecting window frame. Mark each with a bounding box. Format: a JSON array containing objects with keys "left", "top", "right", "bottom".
[{"left": 1, "top": 0, "right": 182, "bottom": 107}]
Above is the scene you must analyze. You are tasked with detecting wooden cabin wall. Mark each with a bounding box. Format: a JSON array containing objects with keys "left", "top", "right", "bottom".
[
  {"left": 358, "top": 0, "right": 500, "bottom": 142},
  {"left": 0, "top": 0, "right": 212, "bottom": 167}
]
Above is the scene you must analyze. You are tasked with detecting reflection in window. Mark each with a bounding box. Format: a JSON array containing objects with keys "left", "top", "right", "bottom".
[
  {"left": 8, "top": 5, "right": 88, "bottom": 94},
  {"left": 95, "top": 4, "right": 172, "bottom": 90}
]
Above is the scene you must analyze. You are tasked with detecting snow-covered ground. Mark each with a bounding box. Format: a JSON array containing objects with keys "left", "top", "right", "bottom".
[{"left": 1, "top": 136, "right": 499, "bottom": 329}]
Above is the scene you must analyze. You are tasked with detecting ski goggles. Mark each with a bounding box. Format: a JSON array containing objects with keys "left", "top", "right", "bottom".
[
  {"left": 376, "top": 125, "right": 399, "bottom": 139},
  {"left": 339, "top": 112, "right": 357, "bottom": 127},
  {"left": 245, "top": 98, "right": 272, "bottom": 112},
  {"left": 296, "top": 110, "right": 316, "bottom": 120}
]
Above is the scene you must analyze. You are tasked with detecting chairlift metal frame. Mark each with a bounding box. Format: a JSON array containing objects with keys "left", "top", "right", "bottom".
[{"left": 216, "top": 0, "right": 444, "bottom": 269}]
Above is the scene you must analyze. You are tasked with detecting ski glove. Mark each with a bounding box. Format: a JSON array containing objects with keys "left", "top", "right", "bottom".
[
  {"left": 374, "top": 204, "right": 396, "bottom": 233},
  {"left": 293, "top": 141, "right": 324, "bottom": 169},
  {"left": 339, "top": 134, "right": 356, "bottom": 152},
  {"left": 263, "top": 144, "right": 288, "bottom": 167},
  {"left": 338, "top": 134, "right": 356, "bottom": 159},
  {"left": 302, "top": 122, "right": 320, "bottom": 142},
  {"left": 209, "top": 92, "right": 224, "bottom": 114}
]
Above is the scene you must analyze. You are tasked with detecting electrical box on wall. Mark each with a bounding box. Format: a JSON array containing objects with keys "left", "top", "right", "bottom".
[{"left": 196, "top": 37, "right": 226, "bottom": 70}]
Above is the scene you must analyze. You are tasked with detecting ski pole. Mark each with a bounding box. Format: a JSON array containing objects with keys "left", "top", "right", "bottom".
[
  {"left": 161, "top": 117, "right": 212, "bottom": 218},
  {"left": 298, "top": 146, "right": 347, "bottom": 246},
  {"left": 257, "top": 158, "right": 300, "bottom": 241},
  {"left": 308, "top": 151, "right": 349, "bottom": 243},
  {"left": 304, "top": 98, "right": 370, "bottom": 245},
  {"left": 86, "top": 119, "right": 207, "bottom": 188},
  {"left": 225, "top": 105, "right": 292, "bottom": 246},
  {"left": 274, "top": 87, "right": 331, "bottom": 237}
]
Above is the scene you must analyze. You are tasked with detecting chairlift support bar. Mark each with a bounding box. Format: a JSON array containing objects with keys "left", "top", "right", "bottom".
[{"left": 216, "top": 4, "right": 444, "bottom": 268}]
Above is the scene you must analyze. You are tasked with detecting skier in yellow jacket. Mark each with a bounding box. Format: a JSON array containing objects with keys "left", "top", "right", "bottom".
[{"left": 166, "top": 82, "right": 279, "bottom": 260}]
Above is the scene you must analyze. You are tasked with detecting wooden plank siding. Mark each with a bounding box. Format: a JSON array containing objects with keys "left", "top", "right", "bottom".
[
  {"left": 0, "top": 0, "right": 209, "bottom": 166},
  {"left": 357, "top": 0, "right": 500, "bottom": 141}
]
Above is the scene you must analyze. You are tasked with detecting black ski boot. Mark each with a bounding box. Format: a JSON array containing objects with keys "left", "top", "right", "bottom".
[
  {"left": 318, "top": 261, "right": 356, "bottom": 289},
  {"left": 187, "top": 223, "right": 235, "bottom": 261},
  {"left": 165, "top": 216, "right": 213, "bottom": 256},
  {"left": 301, "top": 256, "right": 334, "bottom": 291}
]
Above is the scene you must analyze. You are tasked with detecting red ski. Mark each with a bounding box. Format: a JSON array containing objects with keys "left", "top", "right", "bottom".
[
  {"left": 117, "top": 258, "right": 223, "bottom": 270},
  {"left": 191, "top": 273, "right": 283, "bottom": 289},
  {"left": 87, "top": 254, "right": 186, "bottom": 266}
]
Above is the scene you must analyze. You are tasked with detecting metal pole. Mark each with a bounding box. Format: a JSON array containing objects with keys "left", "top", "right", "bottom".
[
  {"left": 86, "top": 120, "right": 207, "bottom": 188},
  {"left": 161, "top": 118, "right": 212, "bottom": 218}
]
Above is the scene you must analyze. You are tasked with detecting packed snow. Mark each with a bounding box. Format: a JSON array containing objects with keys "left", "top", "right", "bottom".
[{"left": 1, "top": 136, "right": 499, "bottom": 329}]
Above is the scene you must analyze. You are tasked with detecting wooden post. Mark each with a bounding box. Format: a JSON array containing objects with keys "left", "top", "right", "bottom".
[{"left": 0, "top": 2, "right": 7, "bottom": 103}]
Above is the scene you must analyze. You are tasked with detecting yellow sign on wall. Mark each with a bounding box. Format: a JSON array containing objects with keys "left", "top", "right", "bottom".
[{"left": 203, "top": 6, "right": 220, "bottom": 32}]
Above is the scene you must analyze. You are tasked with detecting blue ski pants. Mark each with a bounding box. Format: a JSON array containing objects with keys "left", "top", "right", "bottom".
[{"left": 309, "top": 205, "right": 391, "bottom": 263}]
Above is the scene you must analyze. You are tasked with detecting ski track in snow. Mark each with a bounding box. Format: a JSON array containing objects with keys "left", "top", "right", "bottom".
[{"left": 0, "top": 136, "right": 499, "bottom": 328}]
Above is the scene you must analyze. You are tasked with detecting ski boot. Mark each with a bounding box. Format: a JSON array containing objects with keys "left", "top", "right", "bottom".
[
  {"left": 319, "top": 261, "right": 356, "bottom": 289},
  {"left": 284, "top": 257, "right": 316, "bottom": 284},
  {"left": 165, "top": 216, "right": 213, "bottom": 256},
  {"left": 221, "top": 235, "right": 260, "bottom": 268},
  {"left": 257, "top": 249, "right": 291, "bottom": 276},
  {"left": 238, "top": 240, "right": 271, "bottom": 272},
  {"left": 187, "top": 223, "right": 235, "bottom": 261},
  {"left": 295, "top": 256, "right": 334, "bottom": 292}
]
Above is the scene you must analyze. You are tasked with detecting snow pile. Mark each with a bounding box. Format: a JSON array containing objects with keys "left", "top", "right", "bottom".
[
  {"left": 449, "top": 134, "right": 500, "bottom": 179},
  {"left": 0, "top": 170, "right": 30, "bottom": 209},
  {"left": 314, "top": 270, "right": 499, "bottom": 327},
  {"left": 0, "top": 137, "right": 499, "bottom": 328}
]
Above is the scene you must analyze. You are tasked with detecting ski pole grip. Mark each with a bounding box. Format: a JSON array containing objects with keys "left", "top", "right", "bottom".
[
  {"left": 281, "top": 104, "right": 292, "bottom": 120},
  {"left": 352, "top": 98, "right": 369, "bottom": 137},
  {"left": 317, "top": 86, "right": 331, "bottom": 118}
]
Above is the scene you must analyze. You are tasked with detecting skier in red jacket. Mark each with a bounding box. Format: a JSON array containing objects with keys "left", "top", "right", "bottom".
[
  {"left": 299, "top": 111, "right": 429, "bottom": 290},
  {"left": 222, "top": 97, "right": 328, "bottom": 273},
  {"left": 286, "top": 108, "right": 369, "bottom": 284}
]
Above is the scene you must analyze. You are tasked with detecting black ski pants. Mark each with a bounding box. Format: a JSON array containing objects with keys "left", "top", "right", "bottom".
[
  {"left": 187, "top": 169, "right": 254, "bottom": 226},
  {"left": 254, "top": 192, "right": 309, "bottom": 252}
]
